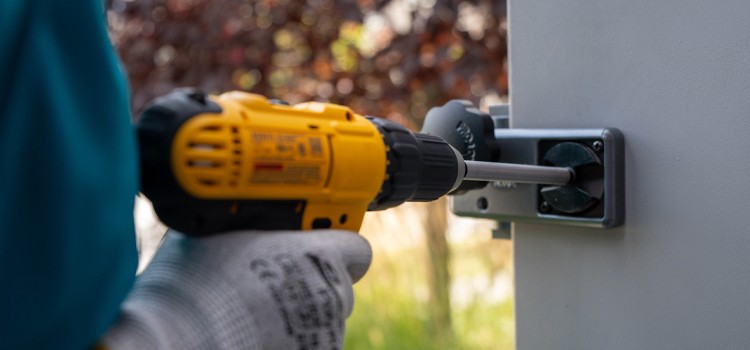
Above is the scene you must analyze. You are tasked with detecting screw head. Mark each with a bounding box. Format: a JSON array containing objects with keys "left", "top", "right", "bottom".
[
  {"left": 539, "top": 201, "right": 551, "bottom": 213},
  {"left": 592, "top": 140, "right": 604, "bottom": 152}
]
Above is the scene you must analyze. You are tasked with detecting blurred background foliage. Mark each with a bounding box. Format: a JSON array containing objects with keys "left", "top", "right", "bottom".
[{"left": 110, "top": 0, "right": 512, "bottom": 348}]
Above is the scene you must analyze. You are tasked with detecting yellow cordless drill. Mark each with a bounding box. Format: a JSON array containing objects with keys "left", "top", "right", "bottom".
[{"left": 137, "top": 89, "right": 571, "bottom": 235}]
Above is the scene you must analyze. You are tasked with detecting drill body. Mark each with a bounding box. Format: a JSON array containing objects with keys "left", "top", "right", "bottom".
[{"left": 138, "top": 89, "right": 462, "bottom": 235}]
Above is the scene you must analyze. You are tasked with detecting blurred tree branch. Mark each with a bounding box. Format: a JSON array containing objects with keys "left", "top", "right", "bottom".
[{"left": 109, "top": 0, "right": 506, "bottom": 122}]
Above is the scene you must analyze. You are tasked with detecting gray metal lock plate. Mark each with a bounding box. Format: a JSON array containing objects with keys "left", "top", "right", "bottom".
[{"left": 451, "top": 128, "right": 624, "bottom": 229}]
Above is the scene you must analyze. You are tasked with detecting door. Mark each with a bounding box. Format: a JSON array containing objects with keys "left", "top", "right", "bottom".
[{"left": 508, "top": 1, "right": 750, "bottom": 349}]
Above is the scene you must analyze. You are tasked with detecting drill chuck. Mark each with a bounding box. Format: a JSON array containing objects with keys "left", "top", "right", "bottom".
[{"left": 367, "top": 118, "right": 462, "bottom": 210}]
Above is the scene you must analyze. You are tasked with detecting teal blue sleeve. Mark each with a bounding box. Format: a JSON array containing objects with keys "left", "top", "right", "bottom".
[{"left": 0, "top": 1, "right": 138, "bottom": 348}]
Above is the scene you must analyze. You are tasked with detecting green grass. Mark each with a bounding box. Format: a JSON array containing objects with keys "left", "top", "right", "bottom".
[
  {"left": 345, "top": 283, "right": 436, "bottom": 349},
  {"left": 344, "top": 241, "right": 515, "bottom": 350},
  {"left": 345, "top": 284, "right": 514, "bottom": 349},
  {"left": 453, "top": 297, "right": 515, "bottom": 350}
]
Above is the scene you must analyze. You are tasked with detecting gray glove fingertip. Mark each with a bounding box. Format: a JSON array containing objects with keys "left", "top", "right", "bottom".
[{"left": 323, "top": 230, "right": 373, "bottom": 283}]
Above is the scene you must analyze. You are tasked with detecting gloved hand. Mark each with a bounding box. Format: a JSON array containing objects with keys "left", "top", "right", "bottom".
[{"left": 101, "top": 229, "right": 372, "bottom": 350}]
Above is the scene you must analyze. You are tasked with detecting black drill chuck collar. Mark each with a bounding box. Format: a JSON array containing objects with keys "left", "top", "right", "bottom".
[{"left": 366, "top": 117, "right": 461, "bottom": 211}]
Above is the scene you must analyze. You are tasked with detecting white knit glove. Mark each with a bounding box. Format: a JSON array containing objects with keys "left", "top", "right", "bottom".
[{"left": 102, "top": 229, "right": 372, "bottom": 350}]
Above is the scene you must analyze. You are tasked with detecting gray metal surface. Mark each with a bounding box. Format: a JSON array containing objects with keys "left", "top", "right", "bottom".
[
  {"left": 463, "top": 160, "right": 571, "bottom": 185},
  {"left": 508, "top": 0, "right": 750, "bottom": 349},
  {"left": 452, "top": 128, "right": 623, "bottom": 229}
]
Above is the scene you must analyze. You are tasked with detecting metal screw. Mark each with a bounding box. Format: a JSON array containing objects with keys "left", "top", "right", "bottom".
[
  {"left": 539, "top": 201, "right": 551, "bottom": 213},
  {"left": 592, "top": 140, "right": 603, "bottom": 152}
]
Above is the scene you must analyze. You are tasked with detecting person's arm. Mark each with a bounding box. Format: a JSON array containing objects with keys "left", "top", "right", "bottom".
[
  {"left": 0, "top": 2, "right": 372, "bottom": 349},
  {"left": 0, "top": 1, "right": 138, "bottom": 348}
]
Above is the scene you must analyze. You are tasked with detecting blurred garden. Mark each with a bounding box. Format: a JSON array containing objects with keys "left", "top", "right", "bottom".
[{"left": 109, "top": 0, "right": 512, "bottom": 348}]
